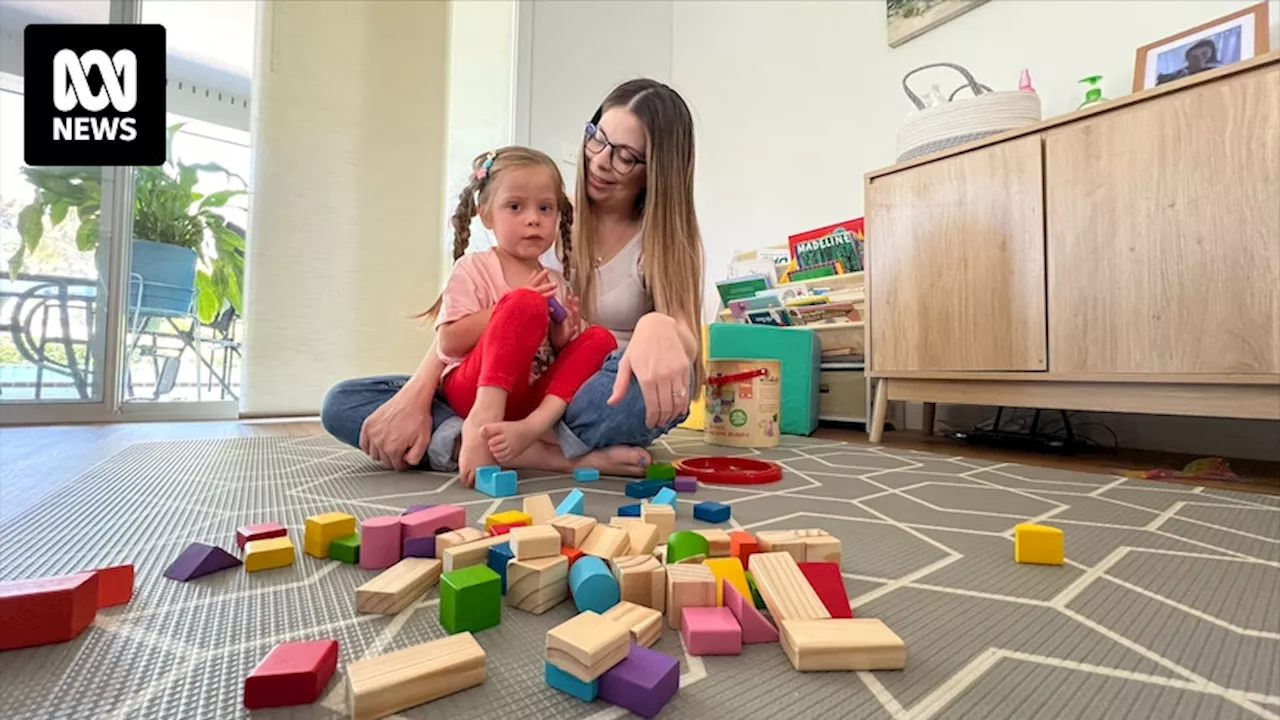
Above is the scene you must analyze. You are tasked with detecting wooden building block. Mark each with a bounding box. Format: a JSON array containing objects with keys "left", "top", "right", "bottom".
[
  {"left": 401, "top": 505, "right": 466, "bottom": 540},
  {"left": 692, "top": 501, "right": 730, "bottom": 524},
  {"left": 805, "top": 533, "right": 842, "bottom": 565},
  {"left": 442, "top": 534, "right": 510, "bottom": 572},
  {"left": 730, "top": 531, "right": 759, "bottom": 568},
  {"left": 330, "top": 534, "right": 361, "bottom": 564},
  {"left": 1015, "top": 523, "right": 1064, "bottom": 565},
  {"left": 304, "top": 512, "right": 356, "bottom": 558},
  {"left": 440, "top": 565, "right": 502, "bottom": 633},
  {"left": 569, "top": 555, "right": 620, "bottom": 613},
  {"left": 610, "top": 518, "right": 659, "bottom": 556},
  {"left": 666, "top": 530, "right": 709, "bottom": 565},
  {"left": 646, "top": 462, "right": 677, "bottom": 480},
  {"left": 798, "top": 562, "right": 853, "bottom": 618},
  {"left": 756, "top": 529, "right": 841, "bottom": 565},
  {"left": 651, "top": 487, "right": 678, "bottom": 509},
  {"left": 0, "top": 573, "right": 98, "bottom": 650},
  {"left": 506, "top": 555, "right": 569, "bottom": 614},
  {"left": 598, "top": 643, "right": 680, "bottom": 719},
  {"left": 579, "top": 525, "right": 631, "bottom": 560},
  {"left": 748, "top": 552, "right": 830, "bottom": 622},
  {"left": 245, "top": 536, "right": 295, "bottom": 572},
  {"left": 243, "top": 639, "right": 338, "bottom": 709},
  {"left": 523, "top": 494, "right": 557, "bottom": 525},
  {"left": 640, "top": 504, "right": 675, "bottom": 542},
  {"left": 435, "top": 527, "right": 485, "bottom": 557},
  {"left": 612, "top": 555, "right": 666, "bottom": 612},
  {"left": 360, "top": 516, "right": 402, "bottom": 570},
  {"left": 346, "top": 632, "right": 485, "bottom": 720},
  {"left": 723, "top": 580, "right": 778, "bottom": 644},
  {"left": 484, "top": 510, "right": 532, "bottom": 534},
  {"left": 236, "top": 522, "right": 287, "bottom": 550},
  {"left": 546, "top": 660, "right": 599, "bottom": 701},
  {"left": 165, "top": 542, "right": 240, "bottom": 581},
  {"left": 489, "top": 523, "right": 522, "bottom": 537},
  {"left": 561, "top": 545, "right": 584, "bottom": 568},
  {"left": 680, "top": 606, "right": 742, "bottom": 655},
  {"left": 508, "top": 525, "right": 561, "bottom": 560},
  {"left": 545, "top": 610, "right": 631, "bottom": 682},
  {"left": 703, "top": 557, "right": 749, "bottom": 606},
  {"left": 617, "top": 503, "right": 642, "bottom": 517},
  {"left": 754, "top": 530, "right": 807, "bottom": 562},
  {"left": 555, "top": 488, "right": 585, "bottom": 515},
  {"left": 779, "top": 618, "right": 906, "bottom": 671},
  {"left": 693, "top": 529, "right": 732, "bottom": 557},
  {"left": 664, "top": 563, "right": 716, "bottom": 630},
  {"left": 603, "top": 600, "right": 664, "bottom": 648},
  {"left": 549, "top": 514, "right": 597, "bottom": 548},
  {"left": 355, "top": 558, "right": 442, "bottom": 615},
  {"left": 82, "top": 564, "right": 134, "bottom": 608}
]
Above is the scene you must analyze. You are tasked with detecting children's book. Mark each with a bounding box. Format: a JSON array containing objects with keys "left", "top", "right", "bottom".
[{"left": 788, "top": 218, "right": 865, "bottom": 272}]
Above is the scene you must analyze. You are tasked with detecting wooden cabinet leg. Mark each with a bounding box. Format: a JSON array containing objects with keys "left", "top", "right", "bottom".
[
  {"left": 869, "top": 379, "right": 890, "bottom": 443},
  {"left": 921, "top": 403, "right": 937, "bottom": 437}
]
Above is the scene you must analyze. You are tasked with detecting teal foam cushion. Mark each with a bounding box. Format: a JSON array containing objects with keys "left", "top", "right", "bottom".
[{"left": 708, "top": 324, "right": 820, "bottom": 436}]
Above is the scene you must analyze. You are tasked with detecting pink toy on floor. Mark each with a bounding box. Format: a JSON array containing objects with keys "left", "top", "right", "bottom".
[
  {"left": 722, "top": 579, "right": 777, "bottom": 644},
  {"left": 680, "top": 606, "right": 742, "bottom": 655}
]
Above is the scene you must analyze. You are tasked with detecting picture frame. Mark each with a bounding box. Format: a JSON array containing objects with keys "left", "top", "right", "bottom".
[
  {"left": 1133, "top": 2, "right": 1270, "bottom": 92},
  {"left": 887, "top": 0, "right": 989, "bottom": 48}
]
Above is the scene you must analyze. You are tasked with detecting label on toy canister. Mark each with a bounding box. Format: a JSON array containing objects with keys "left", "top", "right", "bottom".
[{"left": 703, "top": 359, "right": 781, "bottom": 448}]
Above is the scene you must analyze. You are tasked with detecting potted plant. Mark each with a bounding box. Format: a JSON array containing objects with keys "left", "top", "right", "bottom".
[{"left": 9, "top": 123, "right": 247, "bottom": 324}]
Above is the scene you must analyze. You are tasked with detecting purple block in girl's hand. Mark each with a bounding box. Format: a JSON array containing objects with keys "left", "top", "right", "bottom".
[
  {"left": 598, "top": 644, "right": 680, "bottom": 718},
  {"left": 402, "top": 535, "right": 436, "bottom": 558},
  {"left": 548, "top": 297, "right": 567, "bottom": 323}
]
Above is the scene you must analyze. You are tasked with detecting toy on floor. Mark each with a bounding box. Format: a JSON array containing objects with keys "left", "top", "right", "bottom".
[
  {"left": 613, "top": 554, "right": 665, "bottom": 610},
  {"left": 303, "top": 512, "right": 355, "bottom": 558},
  {"left": 485, "top": 510, "right": 531, "bottom": 534},
  {"left": 579, "top": 524, "right": 631, "bottom": 559},
  {"left": 245, "top": 536, "right": 295, "bottom": 572},
  {"left": 798, "top": 562, "right": 853, "bottom": 618},
  {"left": 166, "top": 542, "right": 241, "bottom": 581},
  {"left": 546, "top": 610, "right": 630, "bottom": 684},
  {"left": 236, "top": 522, "right": 287, "bottom": 549},
  {"left": 666, "top": 530, "right": 710, "bottom": 564},
  {"left": 650, "top": 487, "right": 678, "bottom": 509},
  {"left": 617, "top": 502, "right": 641, "bottom": 517},
  {"left": 664, "top": 564, "right": 716, "bottom": 630},
  {"left": 779, "top": 618, "right": 906, "bottom": 671},
  {"left": 523, "top": 494, "right": 556, "bottom": 524},
  {"left": 674, "top": 476, "right": 697, "bottom": 493},
  {"left": 85, "top": 564, "right": 134, "bottom": 608},
  {"left": 550, "top": 514, "right": 596, "bottom": 547},
  {"left": 1014, "top": 523, "right": 1064, "bottom": 565},
  {"left": 359, "top": 516, "right": 401, "bottom": 570},
  {"left": 573, "top": 467, "right": 600, "bottom": 482},
  {"left": 402, "top": 505, "right": 466, "bottom": 542},
  {"left": 598, "top": 643, "right": 680, "bottom": 718},
  {"left": 693, "top": 501, "right": 731, "bottom": 524},
  {"left": 556, "top": 488, "right": 585, "bottom": 515},
  {"left": 329, "top": 534, "right": 361, "bottom": 564},
  {"left": 640, "top": 504, "right": 675, "bottom": 540},
  {"left": 722, "top": 580, "right": 777, "bottom": 644},
  {"left": 610, "top": 518, "right": 659, "bottom": 556},
  {"left": 694, "top": 528, "right": 731, "bottom": 556},
  {"left": 603, "top": 600, "right": 664, "bottom": 647},
  {"left": 487, "top": 542, "right": 514, "bottom": 594},
  {"left": 0, "top": 573, "right": 99, "bottom": 650},
  {"left": 703, "top": 557, "right": 749, "bottom": 605},
  {"left": 476, "top": 467, "right": 518, "bottom": 497},
  {"left": 440, "top": 565, "right": 502, "bottom": 633},
  {"left": 681, "top": 606, "right": 742, "bottom": 655},
  {"left": 345, "top": 633, "right": 486, "bottom": 718},
  {"left": 243, "top": 639, "right": 338, "bottom": 709},
  {"left": 569, "top": 555, "right": 620, "bottom": 613},
  {"left": 507, "top": 555, "right": 569, "bottom": 614},
  {"left": 355, "top": 557, "right": 442, "bottom": 615},
  {"left": 442, "top": 533, "right": 509, "bottom": 572},
  {"left": 673, "top": 456, "right": 783, "bottom": 485},
  {"left": 645, "top": 462, "right": 677, "bottom": 481}
]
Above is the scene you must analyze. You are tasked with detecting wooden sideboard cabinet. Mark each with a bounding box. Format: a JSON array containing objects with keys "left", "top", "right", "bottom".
[{"left": 864, "top": 52, "right": 1280, "bottom": 442}]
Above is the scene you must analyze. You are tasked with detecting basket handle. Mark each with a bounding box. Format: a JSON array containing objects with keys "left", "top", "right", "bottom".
[
  {"left": 707, "top": 368, "right": 768, "bottom": 387},
  {"left": 903, "top": 62, "right": 990, "bottom": 110}
]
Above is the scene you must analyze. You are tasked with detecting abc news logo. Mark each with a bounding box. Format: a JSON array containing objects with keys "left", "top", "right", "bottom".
[{"left": 25, "top": 24, "right": 165, "bottom": 167}]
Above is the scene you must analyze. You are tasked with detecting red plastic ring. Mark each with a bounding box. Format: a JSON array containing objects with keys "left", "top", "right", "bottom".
[{"left": 672, "top": 456, "right": 784, "bottom": 485}]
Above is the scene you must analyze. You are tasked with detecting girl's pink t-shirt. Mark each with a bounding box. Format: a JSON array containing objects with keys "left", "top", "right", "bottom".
[{"left": 434, "top": 250, "right": 568, "bottom": 379}]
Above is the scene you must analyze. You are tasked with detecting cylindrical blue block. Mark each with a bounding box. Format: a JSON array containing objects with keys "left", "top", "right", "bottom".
[{"left": 568, "top": 555, "right": 619, "bottom": 614}]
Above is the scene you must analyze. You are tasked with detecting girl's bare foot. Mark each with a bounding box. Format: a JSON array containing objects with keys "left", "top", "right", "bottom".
[
  {"left": 458, "top": 414, "right": 498, "bottom": 486},
  {"left": 480, "top": 420, "right": 542, "bottom": 464},
  {"left": 575, "top": 445, "right": 650, "bottom": 477}
]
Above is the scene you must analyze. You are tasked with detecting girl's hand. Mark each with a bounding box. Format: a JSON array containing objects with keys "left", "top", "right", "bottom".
[
  {"left": 524, "top": 269, "right": 557, "bottom": 299},
  {"left": 608, "top": 313, "right": 691, "bottom": 427},
  {"left": 550, "top": 294, "right": 582, "bottom": 349}
]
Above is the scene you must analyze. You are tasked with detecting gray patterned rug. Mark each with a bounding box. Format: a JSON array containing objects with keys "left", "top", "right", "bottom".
[{"left": 1, "top": 431, "right": 1277, "bottom": 719}]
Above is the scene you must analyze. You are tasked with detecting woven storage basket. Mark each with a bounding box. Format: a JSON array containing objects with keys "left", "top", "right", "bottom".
[{"left": 896, "top": 63, "right": 1042, "bottom": 163}]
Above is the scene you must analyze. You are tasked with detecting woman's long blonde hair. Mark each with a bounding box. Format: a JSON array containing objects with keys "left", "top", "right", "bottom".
[{"left": 569, "top": 79, "right": 705, "bottom": 386}]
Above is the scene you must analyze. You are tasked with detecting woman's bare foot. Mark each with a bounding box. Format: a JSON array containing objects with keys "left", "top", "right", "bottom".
[
  {"left": 480, "top": 420, "right": 542, "bottom": 464},
  {"left": 458, "top": 414, "right": 499, "bottom": 486},
  {"left": 575, "top": 445, "right": 651, "bottom": 477}
]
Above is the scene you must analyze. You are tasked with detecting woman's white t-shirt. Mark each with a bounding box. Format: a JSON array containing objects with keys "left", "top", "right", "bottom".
[{"left": 593, "top": 233, "right": 653, "bottom": 349}]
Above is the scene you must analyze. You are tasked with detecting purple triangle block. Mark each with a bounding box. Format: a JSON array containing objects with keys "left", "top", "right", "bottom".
[{"left": 165, "top": 542, "right": 242, "bottom": 581}]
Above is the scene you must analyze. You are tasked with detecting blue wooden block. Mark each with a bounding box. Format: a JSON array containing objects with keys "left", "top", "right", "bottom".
[
  {"left": 487, "top": 542, "right": 514, "bottom": 595},
  {"left": 573, "top": 468, "right": 600, "bottom": 482},
  {"left": 555, "top": 489, "right": 585, "bottom": 516},
  {"left": 618, "top": 503, "right": 642, "bottom": 517},
  {"left": 568, "top": 555, "right": 619, "bottom": 613},
  {"left": 477, "top": 468, "right": 517, "bottom": 498},
  {"left": 546, "top": 660, "right": 598, "bottom": 701},
  {"left": 626, "top": 481, "right": 668, "bottom": 499},
  {"left": 651, "top": 487, "right": 677, "bottom": 509},
  {"left": 693, "top": 501, "right": 730, "bottom": 524},
  {"left": 475, "top": 465, "right": 500, "bottom": 489}
]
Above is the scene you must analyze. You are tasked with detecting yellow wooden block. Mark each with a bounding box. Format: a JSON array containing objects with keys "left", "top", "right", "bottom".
[
  {"left": 703, "top": 557, "right": 750, "bottom": 606},
  {"left": 304, "top": 512, "right": 356, "bottom": 558},
  {"left": 1014, "top": 523, "right": 1064, "bottom": 565},
  {"left": 246, "top": 536, "right": 295, "bottom": 572},
  {"left": 677, "top": 323, "right": 710, "bottom": 431},
  {"left": 485, "top": 510, "right": 532, "bottom": 533}
]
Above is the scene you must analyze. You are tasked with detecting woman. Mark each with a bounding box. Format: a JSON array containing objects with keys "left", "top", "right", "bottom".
[{"left": 322, "top": 78, "right": 703, "bottom": 479}]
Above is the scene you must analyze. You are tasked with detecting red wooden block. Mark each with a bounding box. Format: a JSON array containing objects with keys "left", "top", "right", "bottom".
[
  {"left": 729, "top": 531, "right": 759, "bottom": 568},
  {"left": 82, "top": 564, "right": 134, "bottom": 608},
  {"left": 797, "top": 562, "right": 853, "bottom": 619},
  {"left": 243, "top": 639, "right": 339, "bottom": 709},
  {"left": 560, "top": 545, "right": 584, "bottom": 569},
  {"left": 0, "top": 573, "right": 99, "bottom": 650},
  {"left": 489, "top": 522, "right": 523, "bottom": 537},
  {"left": 236, "top": 522, "right": 288, "bottom": 550}
]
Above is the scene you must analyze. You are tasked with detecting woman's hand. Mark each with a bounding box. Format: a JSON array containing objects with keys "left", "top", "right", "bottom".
[
  {"left": 608, "top": 312, "right": 691, "bottom": 427},
  {"left": 549, "top": 294, "right": 582, "bottom": 349},
  {"left": 359, "top": 385, "right": 433, "bottom": 472}
]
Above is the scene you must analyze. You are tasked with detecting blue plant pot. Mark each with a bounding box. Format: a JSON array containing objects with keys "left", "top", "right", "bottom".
[{"left": 128, "top": 239, "right": 198, "bottom": 317}]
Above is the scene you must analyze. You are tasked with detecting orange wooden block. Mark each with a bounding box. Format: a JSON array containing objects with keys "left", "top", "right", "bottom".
[
  {"left": 0, "top": 573, "right": 99, "bottom": 650},
  {"left": 83, "top": 564, "right": 134, "bottom": 608},
  {"left": 560, "top": 546, "right": 584, "bottom": 569},
  {"left": 729, "top": 532, "right": 759, "bottom": 569}
]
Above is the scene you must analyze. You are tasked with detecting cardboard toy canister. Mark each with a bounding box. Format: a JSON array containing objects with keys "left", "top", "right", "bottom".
[{"left": 703, "top": 359, "right": 781, "bottom": 448}]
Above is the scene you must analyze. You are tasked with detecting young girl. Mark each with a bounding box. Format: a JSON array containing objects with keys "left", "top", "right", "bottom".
[{"left": 426, "top": 147, "right": 618, "bottom": 484}]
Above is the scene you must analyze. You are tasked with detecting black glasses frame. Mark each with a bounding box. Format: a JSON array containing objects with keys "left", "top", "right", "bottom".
[{"left": 583, "top": 122, "right": 646, "bottom": 175}]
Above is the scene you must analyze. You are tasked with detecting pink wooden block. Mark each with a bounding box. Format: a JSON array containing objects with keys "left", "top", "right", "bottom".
[
  {"left": 236, "top": 522, "right": 288, "bottom": 550},
  {"left": 359, "top": 516, "right": 402, "bottom": 570},
  {"left": 401, "top": 505, "right": 466, "bottom": 540},
  {"left": 680, "top": 606, "right": 742, "bottom": 656},
  {"left": 722, "top": 579, "right": 777, "bottom": 644}
]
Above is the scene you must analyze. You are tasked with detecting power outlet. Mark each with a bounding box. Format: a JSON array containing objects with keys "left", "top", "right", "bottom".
[{"left": 561, "top": 141, "right": 578, "bottom": 166}]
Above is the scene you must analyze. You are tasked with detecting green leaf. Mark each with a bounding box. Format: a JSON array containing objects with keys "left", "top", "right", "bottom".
[
  {"left": 17, "top": 204, "right": 44, "bottom": 253},
  {"left": 76, "top": 217, "right": 101, "bottom": 252},
  {"left": 199, "top": 189, "right": 245, "bottom": 210},
  {"left": 223, "top": 262, "right": 244, "bottom": 313},
  {"left": 182, "top": 162, "right": 247, "bottom": 186},
  {"left": 194, "top": 272, "right": 219, "bottom": 323},
  {"left": 49, "top": 200, "right": 69, "bottom": 226},
  {"left": 179, "top": 164, "right": 199, "bottom": 192},
  {"left": 7, "top": 246, "right": 24, "bottom": 280}
]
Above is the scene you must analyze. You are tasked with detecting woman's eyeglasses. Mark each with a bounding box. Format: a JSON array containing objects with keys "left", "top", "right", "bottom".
[{"left": 583, "top": 122, "right": 645, "bottom": 175}]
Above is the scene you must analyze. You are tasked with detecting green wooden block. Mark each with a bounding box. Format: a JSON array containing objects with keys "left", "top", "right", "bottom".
[
  {"left": 646, "top": 462, "right": 676, "bottom": 481},
  {"left": 440, "top": 565, "right": 501, "bottom": 634},
  {"left": 745, "top": 570, "right": 767, "bottom": 611},
  {"left": 709, "top": 323, "right": 821, "bottom": 435},
  {"left": 666, "top": 530, "right": 710, "bottom": 564},
  {"left": 329, "top": 533, "right": 360, "bottom": 564}
]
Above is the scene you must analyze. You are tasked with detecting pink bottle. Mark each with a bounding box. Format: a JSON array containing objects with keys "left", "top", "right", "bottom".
[{"left": 1019, "top": 69, "right": 1035, "bottom": 92}]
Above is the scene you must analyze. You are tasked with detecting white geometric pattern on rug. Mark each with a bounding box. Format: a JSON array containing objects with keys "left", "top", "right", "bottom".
[{"left": 0, "top": 430, "right": 1276, "bottom": 719}]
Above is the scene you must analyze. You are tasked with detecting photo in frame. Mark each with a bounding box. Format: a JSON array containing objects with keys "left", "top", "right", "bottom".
[{"left": 1133, "top": 2, "right": 1270, "bottom": 91}]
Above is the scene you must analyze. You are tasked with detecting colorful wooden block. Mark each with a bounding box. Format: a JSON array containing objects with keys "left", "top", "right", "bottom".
[
  {"left": 523, "top": 494, "right": 556, "bottom": 525},
  {"left": 779, "top": 618, "right": 906, "bottom": 671},
  {"left": 598, "top": 643, "right": 680, "bottom": 718},
  {"left": 618, "top": 503, "right": 642, "bottom": 517},
  {"left": 245, "top": 537, "right": 295, "bottom": 572},
  {"left": 436, "top": 527, "right": 485, "bottom": 557},
  {"left": 509, "top": 525, "right": 561, "bottom": 560},
  {"left": 441, "top": 533, "right": 510, "bottom": 572},
  {"left": 612, "top": 554, "right": 666, "bottom": 611},
  {"left": 484, "top": 510, "right": 532, "bottom": 534},
  {"left": 646, "top": 462, "right": 676, "bottom": 481},
  {"left": 666, "top": 530, "right": 709, "bottom": 565},
  {"left": 568, "top": 555, "right": 620, "bottom": 613},
  {"left": 560, "top": 545, "right": 584, "bottom": 568},
  {"left": 694, "top": 529, "right": 732, "bottom": 557},
  {"left": 440, "top": 565, "right": 502, "bottom": 633},
  {"left": 651, "top": 487, "right": 678, "bottom": 509},
  {"left": 477, "top": 469, "right": 518, "bottom": 497},
  {"left": 402, "top": 535, "right": 434, "bottom": 558},
  {"left": 474, "top": 465, "right": 501, "bottom": 489},
  {"left": 603, "top": 600, "right": 664, "bottom": 648},
  {"left": 507, "top": 555, "right": 569, "bottom": 614},
  {"left": 573, "top": 467, "right": 600, "bottom": 482},
  {"left": 798, "top": 562, "right": 853, "bottom": 618},
  {"left": 723, "top": 579, "right": 778, "bottom": 644},
  {"left": 165, "top": 542, "right": 241, "bottom": 581},
  {"left": 360, "top": 516, "right": 402, "bottom": 570},
  {"left": 756, "top": 528, "right": 842, "bottom": 565},
  {"left": 82, "top": 564, "right": 134, "bottom": 608},
  {"left": 748, "top": 552, "right": 830, "bottom": 622},
  {"left": 236, "top": 522, "right": 287, "bottom": 549},
  {"left": 610, "top": 518, "right": 659, "bottom": 557},
  {"left": 545, "top": 660, "right": 598, "bottom": 701},
  {"left": 345, "top": 633, "right": 486, "bottom": 719},
  {"left": 641, "top": 504, "right": 675, "bottom": 541},
  {"left": 580, "top": 524, "right": 632, "bottom": 560},
  {"left": 1015, "top": 523, "right": 1065, "bottom": 565},
  {"left": 745, "top": 571, "right": 766, "bottom": 610},
  {"left": 703, "top": 557, "right": 749, "bottom": 606},
  {"left": 303, "top": 512, "right": 356, "bottom": 558},
  {"left": 401, "top": 505, "right": 466, "bottom": 540},
  {"left": 555, "top": 488, "right": 585, "bottom": 515},
  {"left": 626, "top": 481, "right": 663, "bottom": 499},
  {"left": 0, "top": 573, "right": 98, "bottom": 650},
  {"left": 487, "top": 542, "right": 514, "bottom": 594},
  {"left": 329, "top": 534, "right": 361, "bottom": 564},
  {"left": 355, "top": 558, "right": 442, "bottom": 615},
  {"left": 730, "top": 531, "right": 759, "bottom": 568},
  {"left": 489, "top": 523, "right": 521, "bottom": 537},
  {"left": 401, "top": 503, "right": 434, "bottom": 516},
  {"left": 243, "top": 639, "right": 338, "bottom": 709},
  {"left": 681, "top": 606, "right": 742, "bottom": 655},
  {"left": 664, "top": 563, "right": 716, "bottom": 630},
  {"left": 550, "top": 514, "right": 596, "bottom": 548},
  {"left": 545, "top": 610, "right": 630, "bottom": 682},
  {"left": 693, "top": 501, "right": 730, "bottom": 524},
  {"left": 674, "top": 476, "right": 697, "bottom": 493}
]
